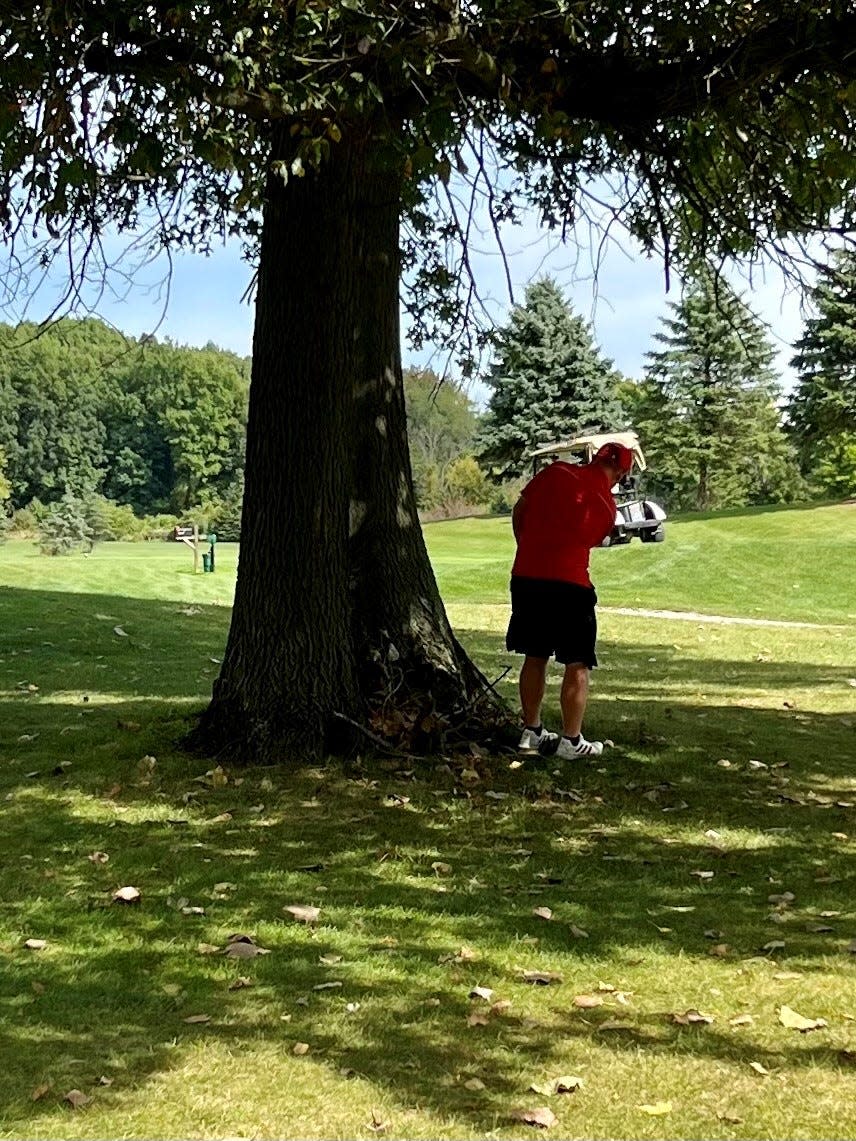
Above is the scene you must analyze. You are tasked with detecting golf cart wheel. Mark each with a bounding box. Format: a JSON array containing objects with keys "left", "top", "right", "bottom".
[{"left": 641, "top": 524, "right": 665, "bottom": 543}]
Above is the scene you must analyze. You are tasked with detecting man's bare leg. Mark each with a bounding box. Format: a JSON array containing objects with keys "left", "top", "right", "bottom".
[
  {"left": 520, "top": 656, "right": 549, "bottom": 727},
  {"left": 560, "top": 662, "right": 589, "bottom": 738}
]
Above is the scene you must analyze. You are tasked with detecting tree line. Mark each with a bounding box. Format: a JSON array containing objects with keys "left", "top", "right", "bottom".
[
  {"left": 0, "top": 318, "right": 249, "bottom": 538},
  {"left": 476, "top": 260, "right": 856, "bottom": 511},
  {"left": 1, "top": 253, "right": 854, "bottom": 546}
]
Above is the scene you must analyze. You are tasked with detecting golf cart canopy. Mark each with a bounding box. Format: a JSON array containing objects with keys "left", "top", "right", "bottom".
[{"left": 529, "top": 430, "right": 647, "bottom": 472}]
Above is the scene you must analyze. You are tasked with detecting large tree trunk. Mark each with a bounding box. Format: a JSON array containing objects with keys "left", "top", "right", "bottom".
[{"left": 195, "top": 127, "right": 507, "bottom": 763}]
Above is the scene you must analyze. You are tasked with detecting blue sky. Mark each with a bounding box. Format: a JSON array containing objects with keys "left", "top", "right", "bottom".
[{"left": 4, "top": 209, "right": 808, "bottom": 409}]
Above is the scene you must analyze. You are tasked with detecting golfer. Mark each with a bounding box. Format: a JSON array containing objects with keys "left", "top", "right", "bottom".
[{"left": 507, "top": 441, "right": 633, "bottom": 760}]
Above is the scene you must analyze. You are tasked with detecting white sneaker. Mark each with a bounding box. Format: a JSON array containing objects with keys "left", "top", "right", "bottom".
[
  {"left": 518, "top": 726, "right": 559, "bottom": 755},
  {"left": 555, "top": 734, "right": 604, "bottom": 760}
]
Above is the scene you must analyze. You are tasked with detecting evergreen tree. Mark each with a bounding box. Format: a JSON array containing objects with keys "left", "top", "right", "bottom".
[
  {"left": 477, "top": 279, "right": 623, "bottom": 476},
  {"left": 788, "top": 251, "right": 856, "bottom": 496},
  {"left": 38, "top": 492, "right": 94, "bottom": 556},
  {"left": 637, "top": 274, "right": 801, "bottom": 511}
]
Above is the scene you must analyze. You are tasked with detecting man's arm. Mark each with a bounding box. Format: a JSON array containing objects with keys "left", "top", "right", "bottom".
[{"left": 511, "top": 493, "right": 527, "bottom": 543}]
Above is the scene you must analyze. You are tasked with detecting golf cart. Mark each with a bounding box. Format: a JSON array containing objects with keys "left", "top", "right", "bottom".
[{"left": 529, "top": 429, "right": 666, "bottom": 546}]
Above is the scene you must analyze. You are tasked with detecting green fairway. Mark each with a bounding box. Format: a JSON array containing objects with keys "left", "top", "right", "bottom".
[
  {"left": 427, "top": 502, "right": 856, "bottom": 624},
  {"left": 0, "top": 504, "right": 855, "bottom": 1140}
]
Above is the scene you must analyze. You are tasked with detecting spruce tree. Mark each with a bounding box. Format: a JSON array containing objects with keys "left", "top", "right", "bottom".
[
  {"left": 788, "top": 251, "right": 856, "bottom": 495},
  {"left": 39, "top": 493, "right": 94, "bottom": 556},
  {"left": 638, "top": 274, "right": 801, "bottom": 511},
  {"left": 477, "top": 279, "right": 623, "bottom": 476}
]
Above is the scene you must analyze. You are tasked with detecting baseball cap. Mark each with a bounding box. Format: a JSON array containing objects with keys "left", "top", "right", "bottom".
[{"left": 594, "top": 442, "right": 634, "bottom": 474}]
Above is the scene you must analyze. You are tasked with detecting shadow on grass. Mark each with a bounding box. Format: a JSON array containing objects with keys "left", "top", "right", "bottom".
[{"left": 1, "top": 586, "right": 854, "bottom": 1129}]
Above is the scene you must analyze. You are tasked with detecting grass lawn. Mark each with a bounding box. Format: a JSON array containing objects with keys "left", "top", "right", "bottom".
[{"left": 1, "top": 504, "right": 855, "bottom": 1140}]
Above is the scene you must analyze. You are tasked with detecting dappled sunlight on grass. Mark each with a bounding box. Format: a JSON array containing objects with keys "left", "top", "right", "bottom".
[{"left": 1, "top": 520, "right": 855, "bottom": 1138}]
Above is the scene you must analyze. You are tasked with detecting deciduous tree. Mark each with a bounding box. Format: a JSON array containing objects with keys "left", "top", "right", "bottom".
[{"left": 2, "top": 2, "right": 855, "bottom": 759}]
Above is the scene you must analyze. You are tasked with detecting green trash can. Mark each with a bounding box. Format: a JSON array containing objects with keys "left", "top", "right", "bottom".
[{"left": 202, "top": 551, "right": 212, "bottom": 573}]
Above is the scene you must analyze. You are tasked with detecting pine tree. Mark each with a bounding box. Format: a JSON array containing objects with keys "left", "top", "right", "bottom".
[
  {"left": 39, "top": 493, "right": 94, "bottom": 556},
  {"left": 788, "top": 251, "right": 856, "bottom": 496},
  {"left": 476, "top": 279, "right": 624, "bottom": 476},
  {"left": 637, "top": 273, "right": 801, "bottom": 511}
]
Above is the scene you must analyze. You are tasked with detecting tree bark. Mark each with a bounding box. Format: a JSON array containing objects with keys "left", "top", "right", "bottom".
[{"left": 194, "top": 126, "right": 506, "bottom": 762}]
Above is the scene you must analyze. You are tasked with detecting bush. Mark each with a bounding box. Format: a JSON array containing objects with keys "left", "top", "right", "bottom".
[
  {"left": 444, "top": 455, "right": 491, "bottom": 506},
  {"left": 488, "top": 479, "right": 523, "bottom": 515}
]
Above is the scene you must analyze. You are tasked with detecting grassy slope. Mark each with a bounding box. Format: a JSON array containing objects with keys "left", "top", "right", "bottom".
[
  {"left": 427, "top": 502, "right": 856, "bottom": 624},
  {"left": 0, "top": 505, "right": 855, "bottom": 1140}
]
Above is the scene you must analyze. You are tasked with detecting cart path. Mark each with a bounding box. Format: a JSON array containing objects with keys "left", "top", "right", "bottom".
[{"left": 601, "top": 606, "right": 849, "bottom": 630}]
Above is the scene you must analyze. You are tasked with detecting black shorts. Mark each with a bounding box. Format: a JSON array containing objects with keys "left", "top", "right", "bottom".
[{"left": 506, "top": 576, "right": 598, "bottom": 668}]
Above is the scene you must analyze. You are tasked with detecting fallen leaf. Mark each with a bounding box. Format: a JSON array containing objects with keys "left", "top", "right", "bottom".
[
  {"left": 368, "top": 1109, "right": 388, "bottom": 1132},
  {"left": 31, "top": 1082, "right": 50, "bottom": 1101},
  {"left": 87, "top": 851, "right": 109, "bottom": 864},
  {"left": 806, "top": 923, "right": 834, "bottom": 933},
  {"left": 779, "top": 1005, "right": 827, "bottom": 1032},
  {"left": 113, "top": 626, "right": 128, "bottom": 637},
  {"left": 573, "top": 994, "right": 603, "bottom": 1009},
  {"left": 762, "top": 940, "right": 786, "bottom": 952},
  {"left": 749, "top": 1061, "right": 771, "bottom": 1076},
  {"left": 346, "top": 1002, "right": 361, "bottom": 1013},
  {"left": 223, "top": 940, "right": 271, "bottom": 959},
  {"left": 292, "top": 1042, "right": 310, "bottom": 1056},
  {"left": 469, "top": 986, "right": 494, "bottom": 1000},
  {"left": 569, "top": 924, "right": 589, "bottom": 939},
  {"left": 511, "top": 1106, "right": 557, "bottom": 1129},
  {"left": 431, "top": 861, "right": 452, "bottom": 876},
  {"left": 491, "top": 999, "right": 513, "bottom": 1015},
  {"left": 284, "top": 904, "right": 321, "bottom": 924},
  {"left": 729, "top": 1013, "right": 755, "bottom": 1027},
  {"left": 228, "top": 976, "right": 254, "bottom": 991},
  {"left": 181, "top": 905, "right": 205, "bottom": 916},
  {"left": 768, "top": 891, "right": 795, "bottom": 905},
  {"left": 197, "top": 942, "right": 220, "bottom": 955},
  {"left": 530, "top": 1075, "right": 584, "bottom": 1096},
  {"left": 319, "top": 953, "right": 342, "bottom": 965},
  {"left": 207, "top": 812, "right": 233, "bottom": 824},
  {"left": 718, "top": 1111, "right": 744, "bottom": 1124},
  {"left": 671, "top": 1009, "right": 714, "bottom": 1025},
  {"left": 772, "top": 971, "right": 802, "bottom": 980},
  {"left": 467, "top": 1011, "right": 489, "bottom": 1026},
  {"left": 638, "top": 1101, "right": 672, "bottom": 1115},
  {"left": 464, "top": 1078, "right": 485, "bottom": 1091},
  {"left": 208, "top": 765, "right": 229, "bottom": 789},
  {"left": 64, "top": 1089, "right": 91, "bottom": 1109},
  {"left": 183, "top": 1014, "right": 211, "bottom": 1024},
  {"left": 24, "top": 938, "right": 47, "bottom": 951},
  {"left": 691, "top": 869, "right": 715, "bottom": 879},
  {"left": 112, "top": 886, "right": 141, "bottom": 904},
  {"left": 521, "top": 970, "right": 563, "bottom": 985},
  {"left": 532, "top": 906, "right": 553, "bottom": 921},
  {"left": 313, "top": 980, "right": 343, "bottom": 991}
]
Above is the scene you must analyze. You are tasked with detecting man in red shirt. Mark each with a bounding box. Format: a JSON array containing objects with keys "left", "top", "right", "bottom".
[{"left": 508, "top": 441, "right": 633, "bottom": 761}]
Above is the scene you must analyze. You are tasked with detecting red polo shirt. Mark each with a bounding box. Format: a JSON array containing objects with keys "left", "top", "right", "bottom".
[{"left": 512, "top": 461, "right": 617, "bottom": 588}]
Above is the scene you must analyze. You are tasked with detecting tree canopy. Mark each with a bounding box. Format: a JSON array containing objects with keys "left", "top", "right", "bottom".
[{"left": 3, "top": 3, "right": 855, "bottom": 351}]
